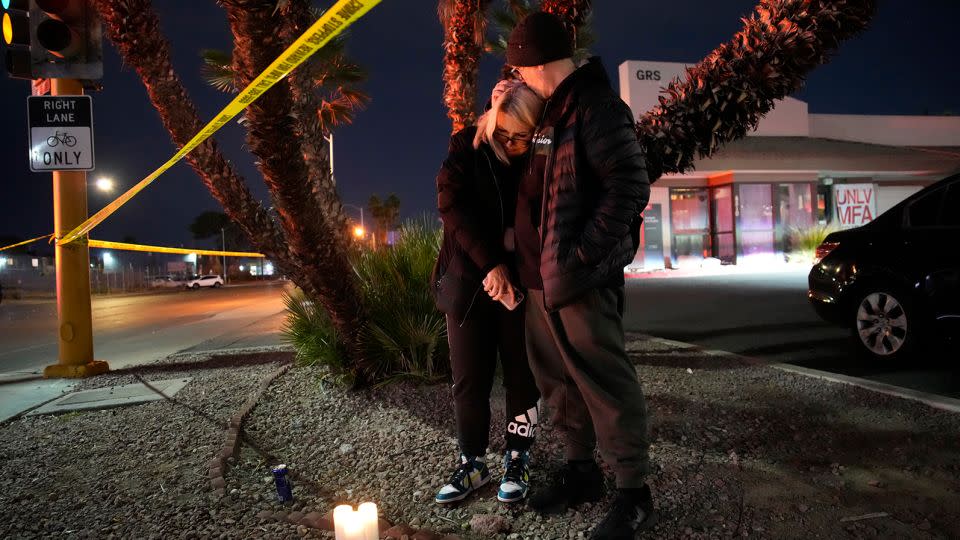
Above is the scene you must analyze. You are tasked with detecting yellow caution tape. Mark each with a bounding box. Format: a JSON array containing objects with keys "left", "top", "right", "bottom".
[
  {"left": 58, "top": 0, "right": 382, "bottom": 246},
  {"left": 0, "top": 233, "right": 54, "bottom": 253},
  {"left": 88, "top": 239, "right": 265, "bottom": 258}
]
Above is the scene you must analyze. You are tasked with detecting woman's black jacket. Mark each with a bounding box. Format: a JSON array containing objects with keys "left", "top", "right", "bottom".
[{"left": 432, "top": 126, "right": 514, "bottom": 325}]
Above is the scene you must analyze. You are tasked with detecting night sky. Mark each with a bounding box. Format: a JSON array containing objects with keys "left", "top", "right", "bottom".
[{"left": 1, "top": 0, "right": 958, "bottom": 249}]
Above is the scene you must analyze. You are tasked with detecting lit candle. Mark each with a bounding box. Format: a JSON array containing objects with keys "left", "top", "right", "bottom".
[
  {"left": 333, "top": 505, "right": 354, "bottom": 540},
  {"left": 333, "top": 503, "right": 379, "bottom": 540},
  {"left": 358, "top": 502, "right": 379, "bottom": 540}
]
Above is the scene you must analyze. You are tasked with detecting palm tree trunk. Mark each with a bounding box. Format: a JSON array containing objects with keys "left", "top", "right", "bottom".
[
  {"left": 218, "top": 0, "right": 369, "bottom": 375},
  {"left": 277, "top": 0, "right": 351, "bottom": 238},
  {"left": 92, "top": 0, "right": 303, "bottom": 284},
  {"left": 439, "top": 0, "right": 493, "bottom": 133},
  {"left": 638, "top": 0, "right": 877, "bottom": 181}
]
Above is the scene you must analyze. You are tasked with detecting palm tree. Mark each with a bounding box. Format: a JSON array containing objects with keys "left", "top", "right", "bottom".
[
  {"left": 368, "top": 194, "right": 401, "bottom": 246},
  {"left": 217, "top": 0, "right": 369, "bottom": 374},
  {"left": 439, "top": 0, "right": 494, "bottom": 133},
  {"left": 91, "top": 0, "right": 303, "bottom": 287},
  {"left": 637, "top": 0, "right": 878, "bottom": 180},
  {"left": 200, "top": 4, "right": 369, "bottom": 237},
  {"left": 93, "top": 0, "right": 370, "bottom": 377}
]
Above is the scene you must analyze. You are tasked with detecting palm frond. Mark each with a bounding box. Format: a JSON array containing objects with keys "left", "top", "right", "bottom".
[
  {"left": 637, "top": 0, "right": 877, "bottom": 180},
  {"left": 200, "top": 48, "right": 237, "bottom": 93}
]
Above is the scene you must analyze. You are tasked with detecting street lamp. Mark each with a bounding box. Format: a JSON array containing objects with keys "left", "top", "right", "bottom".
[
  {"left": 95, "top": 177, "right": 114, "bottom": 192},
  {"left": 353, "top": 225, "right": 365, "bottom": 239},
  {"left": 343, "top": 203, "right": 364, "bottom": 229}
]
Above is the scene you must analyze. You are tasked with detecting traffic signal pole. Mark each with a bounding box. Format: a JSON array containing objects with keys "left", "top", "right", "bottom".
[{"left": 43, "top": 77, "right": 107, "bottom": 378}]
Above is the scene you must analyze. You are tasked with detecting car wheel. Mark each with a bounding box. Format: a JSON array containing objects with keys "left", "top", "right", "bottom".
[
  {"left": 851, "top": 287, "right": 915, "bottom": 360},
  {"left": 192, "top": 283, "right": 200, "bottom": 289},
  {"left": 214, "top": 282, "right": 222, "bottom": 288}
]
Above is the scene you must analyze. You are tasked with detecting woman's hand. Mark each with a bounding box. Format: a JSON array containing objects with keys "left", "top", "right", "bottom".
[{"left": 483, "top": 264, "right": 512, "bottom": 301}]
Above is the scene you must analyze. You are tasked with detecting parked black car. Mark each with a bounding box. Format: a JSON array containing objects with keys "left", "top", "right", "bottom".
[{"left": 808, "top": 173, "right": 960, "bottom": 361}]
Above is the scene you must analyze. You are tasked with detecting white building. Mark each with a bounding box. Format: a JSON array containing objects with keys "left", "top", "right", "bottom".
[{"left": 620, "top": 60, "right": 960, "bottom": 268}]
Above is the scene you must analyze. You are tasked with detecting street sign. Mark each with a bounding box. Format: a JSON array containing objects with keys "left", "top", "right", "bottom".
[{"left": 27, "top": 94, "right": 94, "bottom": 172}]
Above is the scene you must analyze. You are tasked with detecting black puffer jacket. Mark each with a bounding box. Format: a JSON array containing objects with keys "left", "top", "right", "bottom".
[
  {"left": 432, "top": 126, "right": 514, "bottom": 324},
  {"left": 537, "top": 58, "right": 651, "bottom": 310}
]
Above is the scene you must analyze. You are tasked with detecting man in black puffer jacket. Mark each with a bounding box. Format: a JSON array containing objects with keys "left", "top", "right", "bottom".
[{"left": 507, "top": 12, "right": 656, "bottom": 539}]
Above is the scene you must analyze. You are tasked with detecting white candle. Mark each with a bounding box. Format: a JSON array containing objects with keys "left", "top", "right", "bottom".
[
  {"left": 334, "top": 503, "right": 379, "bottom": 540},
  {"left": 358, "top": 502, "right": 379, "bottom": 540},
  {"left": 333, "top": 504, "right": 354, "bottom": 540}
]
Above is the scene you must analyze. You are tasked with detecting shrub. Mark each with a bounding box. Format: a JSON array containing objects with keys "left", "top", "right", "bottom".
[
  {"left": 787, "top": 224, "right": 836, "bottom": 261},
  {"left": 283, "top": 218, "right": 449, "bottom": 386}
]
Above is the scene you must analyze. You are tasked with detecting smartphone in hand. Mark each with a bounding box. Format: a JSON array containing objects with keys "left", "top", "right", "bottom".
[{"left": 499, "top": 287, "right": 525, "bottom": 311}]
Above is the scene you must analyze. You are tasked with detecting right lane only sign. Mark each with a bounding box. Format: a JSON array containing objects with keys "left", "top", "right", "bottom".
[{"left": 27, "top": 95, "right": 95, "bottom": 172}]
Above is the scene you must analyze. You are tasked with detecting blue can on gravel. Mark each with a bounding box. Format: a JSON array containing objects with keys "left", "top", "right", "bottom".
[{"left": 272, "top": 464, "right": 294, "bottom": 502}]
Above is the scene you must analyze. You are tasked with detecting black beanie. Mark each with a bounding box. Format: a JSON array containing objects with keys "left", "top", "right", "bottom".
[{"left": 506, "top": 12, "right": 574, "bottom": 67}]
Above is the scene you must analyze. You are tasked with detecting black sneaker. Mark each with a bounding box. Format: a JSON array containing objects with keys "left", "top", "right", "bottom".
[
  {"left": 589, "top": 485, "right": 658, "bottom": 539},
  {"left": 435, "top": 454, "right": 490, "bottom": 504},
  {"left": 528, "top": 460, "right": 604, "bottom": 514}
]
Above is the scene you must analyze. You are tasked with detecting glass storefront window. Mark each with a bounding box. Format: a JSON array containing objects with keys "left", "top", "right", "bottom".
[
  {"left": 736, "top": 184, "right": 775, "bottom": 264},
  {"left": 710, "top": 186, "right": 735, "bottom": 263},
  {"left": 670, "top": 188, "right": 709, "bottom": 267}
]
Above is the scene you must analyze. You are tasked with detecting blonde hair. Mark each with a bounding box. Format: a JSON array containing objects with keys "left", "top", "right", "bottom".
[{"left": 474, "top": 80, "right": 544, "bottom": 164}]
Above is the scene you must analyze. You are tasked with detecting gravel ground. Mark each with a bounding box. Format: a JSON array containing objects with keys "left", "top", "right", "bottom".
[{"left": 1, "top": 337, "right": 958, "bottom": 539}]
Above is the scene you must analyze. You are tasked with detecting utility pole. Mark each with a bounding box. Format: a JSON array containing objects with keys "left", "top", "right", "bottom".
[
  {"left": 221, "top": 227, "right": 227, "bottom": 284},
  {"left": 43, "top": 78, "right": 107, "bottom": 378},
  {"left": 324, "top": 133, "right": 335, "bottom": 183}
]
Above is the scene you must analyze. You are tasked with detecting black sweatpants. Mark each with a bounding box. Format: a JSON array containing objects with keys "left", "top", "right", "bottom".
[
  {"left": 525, "top": 287, "right": 651, "bottom": 488},
  {"left": 447, "top": 293, "right": 541, "bottom": 458}
]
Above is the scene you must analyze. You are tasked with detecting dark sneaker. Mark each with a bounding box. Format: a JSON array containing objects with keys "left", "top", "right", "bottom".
[
  {"left": 589, "top": 485, "right": 658, "bottom": 539},
  {"left": 435, "top": 454, "right": 490, "bottom": 504},
  {"left": 497, "top": 449, "right": 531, "bottom": 503},
  {"left": 528, "top": 460, "right": 604, "bottom": 514}
]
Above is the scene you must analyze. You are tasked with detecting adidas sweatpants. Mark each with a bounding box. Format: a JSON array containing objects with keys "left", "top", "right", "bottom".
[{"left": 446, "top": 293, "right": 541, "bottom": 458}]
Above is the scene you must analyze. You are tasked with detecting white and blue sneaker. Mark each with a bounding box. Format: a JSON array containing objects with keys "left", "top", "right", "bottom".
[
  {"left": 497, "top": 449, "right": 531, "bottom": 503},
  {"left": 435, "top": 454, "right": 490, "bottom": 504}
]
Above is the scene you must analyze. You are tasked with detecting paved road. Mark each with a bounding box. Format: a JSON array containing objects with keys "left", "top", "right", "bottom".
[
  {"left": 0, "top": 282, "right": 288, "bottom": 376},
  {"left": 623, "top": 267, "right": 960, "bottom": 399}
]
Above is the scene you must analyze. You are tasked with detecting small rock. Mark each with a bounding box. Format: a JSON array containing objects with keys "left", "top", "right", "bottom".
[
  {"left": 470, "top": 514, "right": 510, "bottom": 535},
  {"left": 339, "top": 443, "right": 354, "bottom": 454},
  {"left": 411, "top": 530, "right": 441, "bottom": 540},
  {"left": 257, "top": 510, "right": 274, "bottom": 522},
  {"left": 798, "top": 504, "right": 809, "bottom": 513},
  {"left": 384, "top": 524, "right": 417, "bottom": 538}
]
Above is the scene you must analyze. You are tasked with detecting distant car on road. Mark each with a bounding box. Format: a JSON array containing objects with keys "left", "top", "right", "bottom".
[
  {"left": 808, "top": 173, "right": 960, "bottom": 361},
  {"left": 185, "top": 275, "right": 224, "bottom": 289}
]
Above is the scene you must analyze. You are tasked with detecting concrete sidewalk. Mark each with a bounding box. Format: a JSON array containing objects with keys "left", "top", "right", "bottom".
[{"left": 0, "top": 311, "right": 288, "bottom": 423}]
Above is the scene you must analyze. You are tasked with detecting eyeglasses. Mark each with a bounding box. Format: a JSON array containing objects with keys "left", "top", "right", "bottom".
[{"left": 494, "top": 129, "right": 531, "bottom": 147}]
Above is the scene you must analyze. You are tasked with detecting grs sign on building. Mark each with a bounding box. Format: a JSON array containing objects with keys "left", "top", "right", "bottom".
[{"left": 618, "top": 61, "right": 689, "bottom": 116}]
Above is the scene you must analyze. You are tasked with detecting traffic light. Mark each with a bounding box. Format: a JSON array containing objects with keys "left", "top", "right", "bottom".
[
  {"left": 2, "top": 0, "right": 32, "bottom": 79},
  {"left": 32, "top": 0, "right": 103, "bottom": 79},
  {"left": 1, "top": 0, "right": 102, "bottom": 81}
]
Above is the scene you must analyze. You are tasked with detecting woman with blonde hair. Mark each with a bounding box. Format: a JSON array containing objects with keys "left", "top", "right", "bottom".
[{"left": 431, "top": 79, "right": 544, "bottom": 504}]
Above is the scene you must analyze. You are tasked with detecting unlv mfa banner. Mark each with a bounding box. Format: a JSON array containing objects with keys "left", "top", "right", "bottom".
[{"left": 835, "top": 184, "right": 877, "bottom": 228}]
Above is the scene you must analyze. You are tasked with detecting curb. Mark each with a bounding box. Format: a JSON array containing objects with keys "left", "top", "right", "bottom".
[
  {"left": 208, "top": 362, "right": 292, "bottom": 497},
  {"left": 639, "top": 334, "right": 960, "bottom": 414}
]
